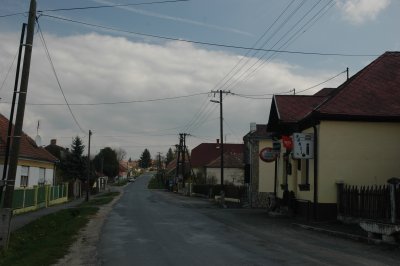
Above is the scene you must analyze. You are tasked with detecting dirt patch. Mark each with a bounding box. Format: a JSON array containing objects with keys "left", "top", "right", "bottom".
[{"left": 54, "top": 188, "right": 123, "bottom": 266}]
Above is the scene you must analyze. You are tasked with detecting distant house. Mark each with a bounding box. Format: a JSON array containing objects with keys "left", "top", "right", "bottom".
[
  {"left": 119, "top": 161, "right": 128, "bottom": 179},
  {"left": 191, "top": 141, "right": 244, "bottom": 185},
  {"left": 205, "top": 151, "right": 244, "bottom": 186},
  {"left": 243, "top": 123, "right": 275, "bottom": 208},
  {"left": 0, "top": 114, "right": 58, "bottom": 187},
  {"left": 267, "top": 52, "right": 400, "bottom": 220},
  {"left": 45, "top": 139, "right": 68, "bottom": 184}
]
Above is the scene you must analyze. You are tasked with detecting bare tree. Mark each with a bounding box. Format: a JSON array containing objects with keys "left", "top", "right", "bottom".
[{"left": 114, "top": 147, "right": 127, "bottom": 161}]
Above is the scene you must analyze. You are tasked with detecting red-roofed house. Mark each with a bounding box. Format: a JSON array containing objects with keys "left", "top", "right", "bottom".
[
  {"left": 267, "top": 52, "right": 400, "bottom": 220},
  {"left": 0, "top": 114, "right": 58, "bottom": 187},
  {"left": 191, "top": 141, "right": 244, "bottom": 185}
]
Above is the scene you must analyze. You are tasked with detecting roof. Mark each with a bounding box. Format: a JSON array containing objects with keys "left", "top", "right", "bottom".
[
  {"left": 268, "top": 52, "right": 400, "bottom": 130},
  {"left": 274, "top": 95, "right": 328, "bottom": 123},
  {"left": 316, "top": 52, "right": 400, "bottom": 119},
  {"left": 243, "top": 124, "right": 273, "bottom": 140},
  {"left": 206, "top": 151, "right": 244, "bottom": 168},
  {"left": 191, "top": 143, "right": 244, "bottom": 167},
  {"left": 45, "top": 143, "right": 67, "bottom": 160},
  {"left": 0, "top": 114, "right": 58, "bottom": 163}
]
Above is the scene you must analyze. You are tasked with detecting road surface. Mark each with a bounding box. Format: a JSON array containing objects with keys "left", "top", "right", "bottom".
[{"left": 98, "top": 173, "right": 400, "bottom": 265}]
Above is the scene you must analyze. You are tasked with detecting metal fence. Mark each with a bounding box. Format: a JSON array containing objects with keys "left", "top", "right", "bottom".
[
  {"left": 338, "top": 184, "right": 399, "bottom": 222},
  {"left": 12, "top": 183, "right": 68, "bottom": 211}
]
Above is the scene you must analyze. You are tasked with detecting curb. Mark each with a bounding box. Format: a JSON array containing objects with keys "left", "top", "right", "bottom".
[{"left": 292, "top": 223, "right": 381, "bottom": 245}]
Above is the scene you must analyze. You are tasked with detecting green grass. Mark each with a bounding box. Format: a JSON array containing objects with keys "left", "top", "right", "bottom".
[{"left": 0, "top": 191, "right": 120, "bottom": 266}]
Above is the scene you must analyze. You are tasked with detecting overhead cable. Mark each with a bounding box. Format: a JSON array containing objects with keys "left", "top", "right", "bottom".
[
  {"left": 40, "top": 14, "right": 379, "bottom": 57},
  {"left": 36, "top": 21, "right": 86, "bottom": 134}
]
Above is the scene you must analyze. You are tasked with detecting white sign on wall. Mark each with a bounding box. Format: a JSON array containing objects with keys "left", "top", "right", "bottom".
[{"left": 292, "top": 133, "right": 314, "bottom": 159}]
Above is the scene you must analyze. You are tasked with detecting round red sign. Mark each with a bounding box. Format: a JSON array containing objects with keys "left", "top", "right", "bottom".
[{"left": 259, "top": 147, "right": 277, "bottom": 163}]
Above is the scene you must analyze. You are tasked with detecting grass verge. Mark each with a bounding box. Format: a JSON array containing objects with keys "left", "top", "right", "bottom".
[{"left": 0, "top": 191, "right": 120, "bottom": 266}]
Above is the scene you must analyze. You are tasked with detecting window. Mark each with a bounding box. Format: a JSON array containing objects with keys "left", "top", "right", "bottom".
[
  {"left": 38, "top": 168, "right": 45, "bottom": 186},
  {"left": 20, "top": 166, "right": 29, "bottom": 187},
  {"left": 299, "top": 160, "right": 310, "bottom": 191}
]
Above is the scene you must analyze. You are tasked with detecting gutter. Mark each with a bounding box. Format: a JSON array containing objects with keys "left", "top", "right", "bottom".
[{"left": 313, "top": 125, "right": 319, "bottom": 220}]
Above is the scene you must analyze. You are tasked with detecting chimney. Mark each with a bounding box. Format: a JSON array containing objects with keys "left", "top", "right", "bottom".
[
  {"left": 250, "top": 122, "right": 257, "bottom": 132},
  {"left": 51, "top": 139, "right": 57, "bottom": 145}
]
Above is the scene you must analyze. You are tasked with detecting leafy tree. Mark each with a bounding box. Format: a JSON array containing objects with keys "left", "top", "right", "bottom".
[
  {"left": 61, "top": 136, "right": 86, "bottom": 181},
  {"left": 139, "top": 149, "right": 151, "bottom": 168},
  {"left": 93, "top": 147, "right": 119, "bottom": 179},
  {"left": 165, "top": 147, "right": 174, "bottom": 166}
]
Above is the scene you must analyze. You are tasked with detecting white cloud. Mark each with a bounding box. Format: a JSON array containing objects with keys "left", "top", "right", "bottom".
[
  {"left": 0, "top": 32, "right": 343, "bottom": 159},
  {"left": 336, "top": 0, "right": 391, "bottom": 24}
]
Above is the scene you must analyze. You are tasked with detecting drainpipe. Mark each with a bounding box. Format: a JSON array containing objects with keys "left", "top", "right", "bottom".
[
  {"left": 313, "top": 125, "right": 318, "bottom": 220},
  {"left": 249, "top": 139, "right": 253, "bottom": 207}
]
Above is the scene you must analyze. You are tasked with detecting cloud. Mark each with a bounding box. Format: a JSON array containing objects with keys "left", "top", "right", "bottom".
[
  {"left": 0, "top": 32, "right": 342, "bottom": 159},
  {"left": 335, "top": 0, "right": 391, "bottom": 24}
]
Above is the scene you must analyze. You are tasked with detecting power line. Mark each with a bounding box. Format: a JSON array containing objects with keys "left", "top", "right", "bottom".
[
  {"left": 0, "top": 0, "right": 190, "bottom": 18},
  {"left": 224, "top": 0, "right": 333, "bottom": 93},
  {"left": 0, "top": 92, "right": 209, "bottom": 106},
  {"left": 182, "top": 1, "right": 297, "bottom": 135},
  {"left": 40, "top": 14, "right": 379, "bottom": 57},
  {"left": 0, "top": 12, "right": 26, "bottom": 18},
  {"left": 231, "top": 69, "right": 347, "bottom": 99},
  {"left": 296, "top": 69, "right": 346, "bottom": 94},
  {"left": 36, "top": 20, "right": 86, "bottom": 134},
  {"left": 0, "top": 48, "right": 19, "bottom": 93},
  {"left": 37, "top": 0, "right": 190, "bottom": 13}
]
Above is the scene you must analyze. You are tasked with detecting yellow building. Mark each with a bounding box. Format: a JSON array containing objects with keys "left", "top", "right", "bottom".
[{"left": 267, "top": 52, "right": 400, "bottom": 220}]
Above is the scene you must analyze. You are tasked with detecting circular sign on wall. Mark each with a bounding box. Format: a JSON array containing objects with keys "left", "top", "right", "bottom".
[{"left": 259, "top": 147, "right": 277, "bottom": 163}]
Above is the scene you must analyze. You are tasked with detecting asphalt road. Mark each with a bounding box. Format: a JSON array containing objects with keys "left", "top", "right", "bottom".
[{"left": 98, "top": 173, "right": 400, "bottom": 266}]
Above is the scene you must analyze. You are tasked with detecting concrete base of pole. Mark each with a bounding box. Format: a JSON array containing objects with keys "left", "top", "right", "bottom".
[{"left": 0, "top": 208, "right": 13, "bottom": 250}]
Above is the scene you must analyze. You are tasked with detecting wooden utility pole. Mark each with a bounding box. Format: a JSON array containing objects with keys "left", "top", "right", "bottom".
[
  {"left": 0, "top": 0, "right": 36, "bottom": 250},
  {"left": 210, "top": 90, "right": 231, "bottom": 187},
  {"left": 86, "top": 130, "right": 92, "bottom": 202},
  {"left": 1, "top": 23, "right": 26, "bottom": 185},
  {"left": 3, "top": 0, "right": 36, "bottom": 208}
]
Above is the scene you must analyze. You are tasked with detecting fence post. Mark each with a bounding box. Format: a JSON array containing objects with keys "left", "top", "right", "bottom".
[
  {"left": 336, "top": 181, "right": 344, "bottom": 216},
  {"left": 387, "top": 178, "right": 400, "bottom": 224}
]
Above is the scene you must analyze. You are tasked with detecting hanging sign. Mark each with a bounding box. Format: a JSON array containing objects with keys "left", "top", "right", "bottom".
[
  {"left": 281, "top": 135, "right": 293, "bottom": 150},
  {"left": 259, "top": 147, "right": 277, "bottom": 163},
  {"left": 292, "top": 133, "right": 314, "bottom": 159}
]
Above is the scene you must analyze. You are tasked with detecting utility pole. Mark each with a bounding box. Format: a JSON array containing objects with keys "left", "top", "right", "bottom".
[
  {"left": 86, "top": 130, "right": 92, "bottom": 202},
  {"left": 1, "top": 0, "right": 36, "bottom": 250},
  {"left": 181, "top": 133, "right": 187, "bottom": 188},
  {"left": 210, "top": 90, "right": 231, "bottom": 187},
  {"left": 1, "top": 23, "right": 26, "bottom": 188}
]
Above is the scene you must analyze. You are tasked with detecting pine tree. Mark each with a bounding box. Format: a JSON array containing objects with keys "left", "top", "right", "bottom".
[
  {"left": 165, "top": 147, "right": 174, "bottom": 166},
  {"left": 139, "top": 149, "right": 151, "bottom": 168},
  {"left": 62, "top": 136, "right": 86, "bottom": 180}
]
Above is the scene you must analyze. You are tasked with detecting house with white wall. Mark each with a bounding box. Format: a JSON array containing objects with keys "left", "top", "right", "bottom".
[{"left": 0, "top": 114, "right": 57, "bottom": 187}]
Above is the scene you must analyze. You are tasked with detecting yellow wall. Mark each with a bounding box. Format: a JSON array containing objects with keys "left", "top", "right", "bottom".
[
  {"left": 316, "top": 121, "right": 400, "bottom": 203},
  {"left": 258, "top": 139, "right": 276, "bottom": 193}
]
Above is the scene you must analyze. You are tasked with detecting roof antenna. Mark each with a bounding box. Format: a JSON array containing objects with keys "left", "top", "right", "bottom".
[{"left": 35, "top": 120, "right": 42, "bottom": 146}]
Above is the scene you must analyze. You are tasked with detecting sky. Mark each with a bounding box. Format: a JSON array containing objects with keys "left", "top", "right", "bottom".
[{"left": 0, "top": 0, "right": 399, "bottom": 160}]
